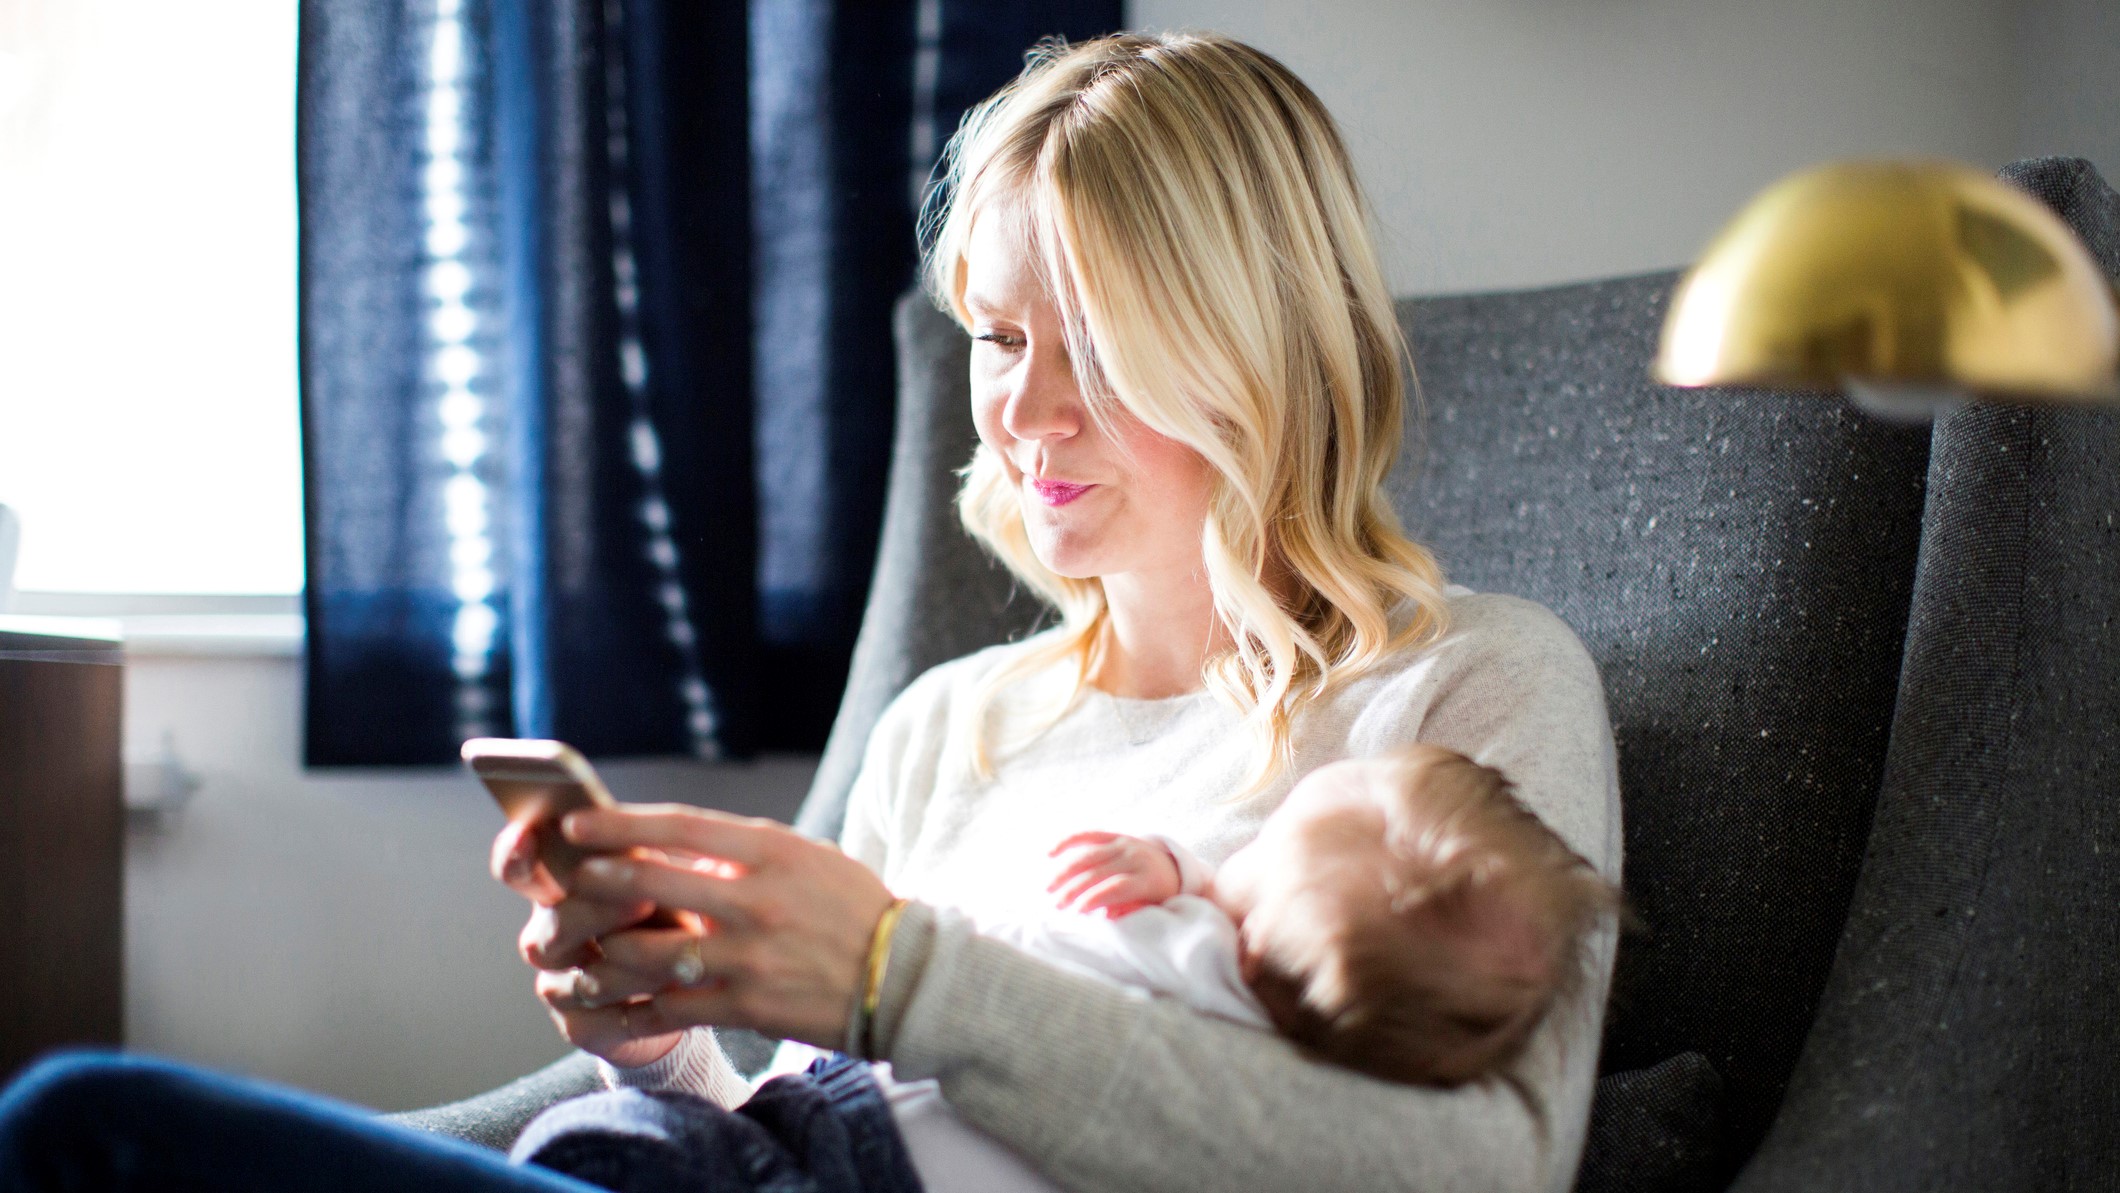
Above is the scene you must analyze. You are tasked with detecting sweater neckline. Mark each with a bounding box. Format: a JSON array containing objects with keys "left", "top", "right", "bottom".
[{"left": 1085, "top": 685, "right": 1212, "bottom": 746}]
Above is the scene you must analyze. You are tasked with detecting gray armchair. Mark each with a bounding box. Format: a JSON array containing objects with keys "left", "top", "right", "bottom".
[{"left": 393, "top": 157, "right": 2120, "bottom": 1192}]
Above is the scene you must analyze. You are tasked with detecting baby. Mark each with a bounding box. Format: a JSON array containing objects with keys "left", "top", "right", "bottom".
[
  {"left": 514, "top": 744, "right": 1621, "bottom": 1192},
  {"left": 1016, "top": 741, "right": 1621, "bottom": 1087}
]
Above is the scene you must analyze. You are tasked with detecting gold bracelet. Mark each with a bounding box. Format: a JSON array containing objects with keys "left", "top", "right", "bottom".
[{"left": 856, "top": 898, "right": 909, "bottom": 1059}]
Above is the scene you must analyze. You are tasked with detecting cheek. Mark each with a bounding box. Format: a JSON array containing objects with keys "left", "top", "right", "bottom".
[
  {"left": 969, "top": 383, "right": 1011, "bottom": 460},
  {"left": 1118, "top": 430, "right": 1216, "bottom": 519}
]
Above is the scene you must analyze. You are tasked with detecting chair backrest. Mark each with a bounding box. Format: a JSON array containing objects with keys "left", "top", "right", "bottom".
[
  {"left": 1390, "top": 274, "right": 1933, "bottom": 1167},
  {"left": 798, "top": 297, "right": 1045, "bottom": 838},
  {"left": 1733, "top": 155, "right": 2120, "bottom": 1191}
]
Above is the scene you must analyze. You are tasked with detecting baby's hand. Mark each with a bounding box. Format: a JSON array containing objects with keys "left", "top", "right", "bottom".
[{"left": 1047, "top": 831, "right": 1183, "bottom": 919}]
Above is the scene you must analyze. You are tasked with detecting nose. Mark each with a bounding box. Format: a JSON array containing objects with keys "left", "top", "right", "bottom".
[{"left": 1000, "top": 341, "right": 1085, "bottom": 443}]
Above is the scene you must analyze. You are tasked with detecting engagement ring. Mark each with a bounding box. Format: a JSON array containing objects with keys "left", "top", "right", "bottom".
[{"left": 672, "top": 934, "right": 706, "bottom": 986}]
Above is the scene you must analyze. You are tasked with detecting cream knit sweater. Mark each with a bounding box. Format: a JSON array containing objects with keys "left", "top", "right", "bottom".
[{"left": 611, "top": 589, "right": 1622, "bottom": 1193}]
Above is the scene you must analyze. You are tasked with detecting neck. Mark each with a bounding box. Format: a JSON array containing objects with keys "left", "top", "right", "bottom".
[{"left": 1091, "top": 567, "right": 1225, "bottom": 699}]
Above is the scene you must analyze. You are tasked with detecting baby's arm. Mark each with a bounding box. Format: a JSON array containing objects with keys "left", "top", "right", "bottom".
[{"left": 1046, "top": 831, "right": 1206, "bottom": 917}]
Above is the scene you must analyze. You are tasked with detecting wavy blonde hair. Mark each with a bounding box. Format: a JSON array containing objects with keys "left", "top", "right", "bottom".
[{"left": 923, "top": 32, "right": 1450, "bottom": 792}]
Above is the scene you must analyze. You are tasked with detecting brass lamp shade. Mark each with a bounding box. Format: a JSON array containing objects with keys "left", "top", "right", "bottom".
[{"left": 1656, "top": 160, "right": 2120, "bottom": 404}]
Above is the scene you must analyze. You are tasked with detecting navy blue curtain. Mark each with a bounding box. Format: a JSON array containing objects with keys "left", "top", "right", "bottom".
[{"left": 298, "top": 0, "right": 1120, "bottom": 766}]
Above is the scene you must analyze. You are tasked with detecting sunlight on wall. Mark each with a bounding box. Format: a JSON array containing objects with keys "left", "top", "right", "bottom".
[{"left": 0, "top": 1, "right": 303, "bottom": 594}]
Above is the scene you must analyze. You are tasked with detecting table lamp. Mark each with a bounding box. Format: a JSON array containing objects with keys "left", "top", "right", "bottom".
[{"left": 1654, "top": 159, "right": 2120, "bottom": 418}]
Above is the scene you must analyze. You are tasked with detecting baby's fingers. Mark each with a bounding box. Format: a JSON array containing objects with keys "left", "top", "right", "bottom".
[
  {"left": 1046, "top": 842, "right": 1122, "bottom": 893},
  {"left": 1049, "top": 830, "right": 1122, "bottom": 857},
  {"left": 1075, "top": 873, "right": 1154, "bottom": 917},
  {"left": 1052, "top": 859, "right": 1129, "bottom": 909}
]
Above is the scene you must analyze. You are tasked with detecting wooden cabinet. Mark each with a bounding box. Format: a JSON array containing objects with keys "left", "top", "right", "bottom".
[{"left": 0, "top": 620, "right": 123, "bottom": 1077}]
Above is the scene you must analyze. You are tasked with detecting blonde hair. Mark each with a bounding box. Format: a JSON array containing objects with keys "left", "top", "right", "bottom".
[
  {"left": 922, "top": 32, "right": 1450, "bottom": 791},
  {"left": 1240, "top": 746, "right": 1624, "bottom": 1086}
]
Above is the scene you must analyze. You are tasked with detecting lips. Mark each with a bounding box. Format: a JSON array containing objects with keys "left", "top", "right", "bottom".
[{"left": 1030, "top": 478, "right": 1094, "bottom": 507}]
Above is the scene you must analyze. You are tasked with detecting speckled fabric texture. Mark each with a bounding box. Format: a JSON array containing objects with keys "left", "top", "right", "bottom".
[
  {"left": 1733, "top": 156, "right": 2120, "bottom": 1192},
  {"left": 384, "top": 1052, "right": 602, "bottom": 1152},
  {"left": 1576, "top": 1051, "right": 1726, "bottom": 1193},
  {"left": 1393, "top": 273, "right": 1934, "bottom": 1175}
]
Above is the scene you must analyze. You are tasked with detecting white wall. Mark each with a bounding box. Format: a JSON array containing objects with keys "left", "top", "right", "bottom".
[
  {"left": 1132, "top": 0, "right": 2112, "bottom": 296},
  {"left": 2016, "top": 0, "right": 2120, "bottom": 176},
  {"left": 122, "top": 648, "right": 813, "bottom": 1111}
]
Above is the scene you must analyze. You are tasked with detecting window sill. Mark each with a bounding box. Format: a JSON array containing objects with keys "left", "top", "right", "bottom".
[
  {"left": 5, "top": 595, "right": 304, "bottom": 659},
  {"left": 122, "top": 614, "right": 304, "bottom": 658}
]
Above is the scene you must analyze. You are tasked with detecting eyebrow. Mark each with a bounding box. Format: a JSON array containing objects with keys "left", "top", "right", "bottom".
[{"left": 961, "top": 290, "right": 999, "bottom": 315}]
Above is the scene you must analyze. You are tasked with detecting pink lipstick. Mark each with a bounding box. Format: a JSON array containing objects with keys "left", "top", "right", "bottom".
[{"left": 1030, "top": 479, "right": 1094, "bottom": 506}]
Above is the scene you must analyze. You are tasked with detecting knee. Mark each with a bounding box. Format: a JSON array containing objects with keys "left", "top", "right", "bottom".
[
  {"left": 514, "top": 1089, "right": 746, "bottom": 1193},
  {"left": 0, "top": 1051, "right": 139, "bottom": 1138},
  {"left": 512, "top": 1088, "right": 717, "bottom": 1159}
]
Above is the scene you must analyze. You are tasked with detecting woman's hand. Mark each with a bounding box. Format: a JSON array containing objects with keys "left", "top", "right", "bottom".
[
  {"left": 550, "top": 804, "right": 897, "bottom": 1052},
  {"left": 491, "top": 815, "right": 691, "bottom": 1067}
]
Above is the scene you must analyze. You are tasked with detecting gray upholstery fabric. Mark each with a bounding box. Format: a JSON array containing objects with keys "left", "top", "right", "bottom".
[
  {"left": 1393, "top": 276, "right": 1933, "bottom": 1173},
  {"left": 1577, "top": 1052, "right": 1727, "bottom": 1193},
  {"left": 798, "top": 293, "right": 1044, "bottom": 841},
  {"left": 383, "top": 1052, "right": 602, "bottom": 1152},
  {"left": 1734, "top": 156, "right": 2120, "bottom": 1192}
]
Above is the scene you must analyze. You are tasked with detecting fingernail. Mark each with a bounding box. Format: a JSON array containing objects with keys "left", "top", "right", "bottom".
[
  {"left": 576, "top": 970, "right": 603, "bottom": 1005},
  {"left": 582, "top": 857, "right": 632, "bottom": 883},
  {"left": 561, "top": 811, "right": 588, "bottom": 841}
]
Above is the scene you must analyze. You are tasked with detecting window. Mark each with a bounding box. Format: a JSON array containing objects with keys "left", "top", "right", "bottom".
[{"left": 0, "top": 0, "right": 302, "bottom": 597}]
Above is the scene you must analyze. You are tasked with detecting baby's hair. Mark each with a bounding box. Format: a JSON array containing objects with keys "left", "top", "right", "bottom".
[{"left": 1241, "top": 745, "right": 1622, "bottom": 1086}]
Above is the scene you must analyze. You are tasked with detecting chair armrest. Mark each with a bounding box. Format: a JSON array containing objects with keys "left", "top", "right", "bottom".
[{"left": 382, "top": 1051, "right": 603, "bottom": 1151}]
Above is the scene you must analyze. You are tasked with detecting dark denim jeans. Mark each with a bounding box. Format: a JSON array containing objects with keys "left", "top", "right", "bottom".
[
  {"left": 512, "top": 1056, "right": 924, "bottom": 1193},
  {"left": 0, "top": 1050, "right": 598, "bottom": 1193}
]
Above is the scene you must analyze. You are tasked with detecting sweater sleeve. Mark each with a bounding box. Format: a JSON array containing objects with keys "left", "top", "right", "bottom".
[
  {"left": 595, "top": 1027, "right": 755, "bottom": 1109},
  {"left": 1145, "top": 834, "right": 1216, "bottom": 897},
  {"left": 867, "top": 598, "right": 1621, "bottom": 1193}
]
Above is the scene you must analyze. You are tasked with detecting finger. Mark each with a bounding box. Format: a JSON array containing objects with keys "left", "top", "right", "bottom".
[
  {"left": 521, "top": 894, "right": 657, "bottom": 971},
  {"left": 1053, "top": 861, "right": 1128, "bottom": 909},
  {"left": 492, "top": 817, "right": 567, "bottom": 906},
  {"left": 644, "top": 982, "right": 762, "bottom": 1037},
  {"left": 571, "top": 854, "right": 759, "bottom": 928},
  {"left": 1096, "top": 900, "right": 1151, "bottom": 919},
  {"left": 532, "top": 969, "right": 667, "bottom": 1036},
  {"left": 539, "top": 974, "right": 732, "bottom": 1043},
  {"left": 1048, "top": 830, "right": 1121, "bottom": 857},
  {"left": 587, "top": 926, "right": 712, "bottom": 998},
  {"left": 1046, "top": 843, "right": 1122, "bottom": 892},
  {"left": 560, "top": 805, "right": 780, "bottom": 869},
  {"left": 1076, "top": 872, "right": 1153, "bottom": 914}
]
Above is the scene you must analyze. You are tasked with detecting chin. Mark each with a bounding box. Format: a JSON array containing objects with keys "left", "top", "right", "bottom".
[
  {"left": 1024, "top": 529, "right": 1108, "bottom": 581},
  {"left": 1029, "top": 548, "right": 1104, "bottom": 581}
]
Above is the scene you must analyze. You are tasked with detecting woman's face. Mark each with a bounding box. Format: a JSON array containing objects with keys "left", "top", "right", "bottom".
[{"left": 961, "top": 209, "right": 1216, "bottom": 585}]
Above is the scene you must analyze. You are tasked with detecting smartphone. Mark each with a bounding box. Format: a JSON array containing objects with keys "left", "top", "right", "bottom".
[{"left": 462, "top": 737, "right": 618, "bottom": 885}]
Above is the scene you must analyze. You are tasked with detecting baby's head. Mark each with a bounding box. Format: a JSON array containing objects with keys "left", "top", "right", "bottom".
[{"left": 1213, "top": 745, "right": 1620, "bottom": 1086}]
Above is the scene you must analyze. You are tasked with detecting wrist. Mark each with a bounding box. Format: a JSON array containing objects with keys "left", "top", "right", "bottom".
[
  {"left": 846, "top": 896, "right": 911, "bottom": 1058},
  {"left": 1146, "top": 833, "right": 1214, "bottom": 896},
  {"left": 865, "top": 900, "right": 937, "bottom": 1061}
]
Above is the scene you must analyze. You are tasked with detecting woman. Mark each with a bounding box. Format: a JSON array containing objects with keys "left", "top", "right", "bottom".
[
  {"left": 502, "top": 31, "right": 1620, "bottom": 1192},
  {"left": 0, "top": 31, "right": 1618, "bottom": 1193}
]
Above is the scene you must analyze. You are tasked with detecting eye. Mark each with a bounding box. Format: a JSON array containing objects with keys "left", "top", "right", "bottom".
[{"left": 973, "top": 328, "right": 1025, "bottom": 351}]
